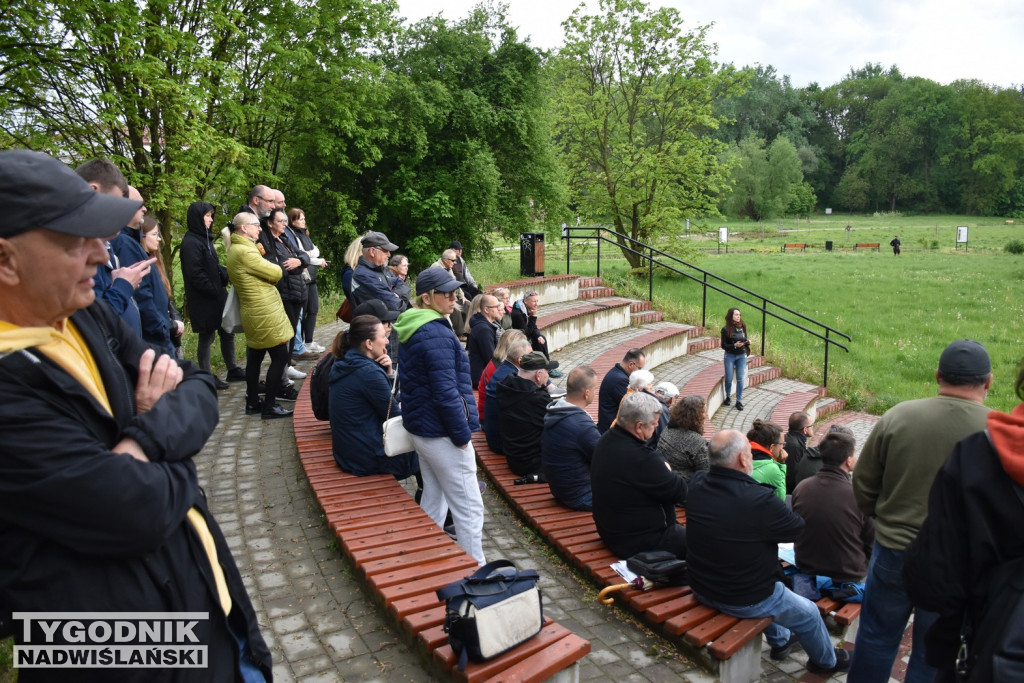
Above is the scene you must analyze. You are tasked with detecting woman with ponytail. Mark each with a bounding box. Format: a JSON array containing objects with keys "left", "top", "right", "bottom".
[{"left": 328, "top": 315, "right": 418, "bottom": 479}]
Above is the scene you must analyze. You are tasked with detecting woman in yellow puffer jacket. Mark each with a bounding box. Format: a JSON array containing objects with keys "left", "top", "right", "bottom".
[{"left": 226, "top": 212, "right": 294, "bottom": 420}]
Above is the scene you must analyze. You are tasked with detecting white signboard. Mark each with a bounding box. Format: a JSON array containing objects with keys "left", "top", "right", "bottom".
[
  {"left": 825, "top": 208, "right": 832, "bottom": 215},
  {"left": 956, "top": 226, "right": 969, "bottom": 243},
  {"left": 718, "top": 227, "right": 728, "bottom": 243}
]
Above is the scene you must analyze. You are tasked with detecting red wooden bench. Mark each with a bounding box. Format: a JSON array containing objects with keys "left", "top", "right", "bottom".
[
  {"left": 292, "top": 393, "right": 591, "bottom": 682},
  {"left": 781, "top": 243, "right": 807, "bottom": 252},
  {"left": 854, "top": 243, "right": 880, "bottom": 251}
]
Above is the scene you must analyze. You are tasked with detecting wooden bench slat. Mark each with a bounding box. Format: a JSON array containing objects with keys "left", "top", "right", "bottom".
[
  {"left": 683, "top": 612, "right": 740, "bottom": 647},
  {"left": 708, "top": 617, "right": 772, "bottom": 660}
]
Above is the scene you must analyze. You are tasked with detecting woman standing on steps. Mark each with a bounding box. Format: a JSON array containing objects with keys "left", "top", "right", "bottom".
[{"left": 721, "top": 307, "right": 750, "bottom": 411}]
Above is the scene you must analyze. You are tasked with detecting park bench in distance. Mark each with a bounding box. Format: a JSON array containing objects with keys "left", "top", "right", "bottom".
[
  {"left": 292, "top": 392, "right": 591, "bottom": 682},
  {"left": 781, "top": 243, "right": 807, "bottom": 252},
  {"left": 854, "top": 243, "right": 880, "bottom": 251}
]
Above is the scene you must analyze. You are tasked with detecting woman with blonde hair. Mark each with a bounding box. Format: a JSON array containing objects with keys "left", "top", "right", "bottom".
[
  {"left": 340, "top": 234, "right": 364, "bottom": 300},
  {"left": 476, "top": 329, "right": 527, "bottom": 419},
  {"left": 226, "top": 212, "right": 295, "bottom": 419}
]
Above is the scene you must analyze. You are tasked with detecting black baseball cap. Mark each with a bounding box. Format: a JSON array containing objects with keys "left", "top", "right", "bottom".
[
  {"left": 353, "top": 299, "right": 399, "bottom": 322},
  {"left": 0, "top": 150, "right": 143, "bottom": 239},
  {"left": 938, "top": 339, "right": 991, "bottom": 377},
  {"left": 361, "top": 231, "right": 399, "bottom": 251}
]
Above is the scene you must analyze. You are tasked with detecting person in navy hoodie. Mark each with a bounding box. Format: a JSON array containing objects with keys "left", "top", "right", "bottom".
[{"left": 394, "top": 268, "right": 484, "bottom": 565}]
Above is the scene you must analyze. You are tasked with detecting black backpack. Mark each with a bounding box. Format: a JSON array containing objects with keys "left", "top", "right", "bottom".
[
  {"left": 958, "top": 452, "right": 1024, "bottom": 682},
  {"left": 308, "top": 352, "right": 334, "bottom": 421}
]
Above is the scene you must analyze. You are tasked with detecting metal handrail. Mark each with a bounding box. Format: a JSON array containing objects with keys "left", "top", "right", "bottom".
[{"left": 562, "top": 226, "right": 850, "bottom": 387}]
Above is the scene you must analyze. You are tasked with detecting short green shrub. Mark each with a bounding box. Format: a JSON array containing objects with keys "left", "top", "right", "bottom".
[{"left": 1005, "top": 239, "right": 1024, "bottom": 255}]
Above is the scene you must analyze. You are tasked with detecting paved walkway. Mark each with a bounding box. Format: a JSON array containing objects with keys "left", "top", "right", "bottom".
[{"left": 195, "top": 316, "right": 893, "bottom": 682}]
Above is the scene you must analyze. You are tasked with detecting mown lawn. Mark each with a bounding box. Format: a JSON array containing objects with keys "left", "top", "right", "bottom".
[{"left": 472, "top": 223, "right": 1024, "bottom": 415}]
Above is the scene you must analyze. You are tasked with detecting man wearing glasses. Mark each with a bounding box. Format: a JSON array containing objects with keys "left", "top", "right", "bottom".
[
  {"left": 785, "top": 411, "right": 822, "bottom": 494},
  {"left": 466, "top": 294, "right": 504, "bottom": 386},
  {"left": 350, "top": 231, "right": 406, "bottom": 313},
  {"left": 430, "top": 248, "right": 471, "bottom": 335}
]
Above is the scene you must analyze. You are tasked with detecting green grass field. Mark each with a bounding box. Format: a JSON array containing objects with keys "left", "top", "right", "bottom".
[{"left": 472, "top": 216, "right": 1024, "bottom": 415}]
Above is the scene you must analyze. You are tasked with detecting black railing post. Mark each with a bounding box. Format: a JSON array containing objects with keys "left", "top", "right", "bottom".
[
  {"left": 701, "top": 273, "right": 707, "bottom": 328},
  {"left": 648, "top": 246, "right": 654, "bottom": 302},
  {"left": 824, "top": 330, "right": 831, "bottom": 388},
  {"left": 761, "top": 298, "right": 767, "bottom": 356},
  {"left": 596, "top": 230, "right": 601, "bottom": 278},
  {"left": 565, "top": 229, "right": 570, "bottom": 275}
]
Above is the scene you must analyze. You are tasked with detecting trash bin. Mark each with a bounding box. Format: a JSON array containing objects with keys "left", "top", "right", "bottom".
[
  {"left": 825, "top": 240, "right": 833, "bottom": 252},
  {"left": 520, "top": 232, "right": 545, "bottom": 277}
]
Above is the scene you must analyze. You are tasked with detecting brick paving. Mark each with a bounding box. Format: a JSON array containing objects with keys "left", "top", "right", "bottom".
[{"left": 194, "top": 290, "right": 891, "bottom": 681}]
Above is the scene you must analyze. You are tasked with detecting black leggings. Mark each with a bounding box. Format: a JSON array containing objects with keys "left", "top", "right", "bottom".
[
  {"left": 246, "top": 343, "right": 289, "bottom": 410},
  {"left": 196, "top": 328, "right": 237, "bottom": 373}
]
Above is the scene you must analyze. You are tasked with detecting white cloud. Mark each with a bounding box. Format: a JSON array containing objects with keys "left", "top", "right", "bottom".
[{"left": 396, "top": 0, "right": 1023, "bottom": 88}]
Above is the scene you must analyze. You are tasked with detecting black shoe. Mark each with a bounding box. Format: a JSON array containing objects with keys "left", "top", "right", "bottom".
[
  {"left": 245, "top": 398, "right": 263, "bottom": 415},
  {"left": 262, "top": 404, "right": 294, "bottom": 420},
  {"left": 735, "top": 401, "right": 744, "bottom": 411},
  {"left": 722, "top": 396, "right": 731, "bottom": 406},
  {"left": 226, "top": 367, "right": 246, "bottom": 382},
  {"left": 769, "top": 634, "right": 800, "bottom": 661},
  {"left": 276, "top": 386, "right": 299, "bottom": 401},
  {"left": 808, "top": 648, "right": 851, "bottom": 674},
  {"left": 214, "top": 377, "right": 229, "bottom": 391}
]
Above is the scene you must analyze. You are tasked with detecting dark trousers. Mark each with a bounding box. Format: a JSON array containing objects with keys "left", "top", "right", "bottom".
[
  {"left": 197, "top": 328, "right": 237, "bottom": 373},
  {"left": 281, "top": 300, "right": 301, "bottom": 355},
  {"left": 246, "top": 343, "right": 289, "bottom": 413},
  {"left": 301, "top": 282, "right": 319, "bottom": 344}
]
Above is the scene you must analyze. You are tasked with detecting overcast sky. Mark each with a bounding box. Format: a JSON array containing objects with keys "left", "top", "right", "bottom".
[{"left": 395, "top": 0, "right": 1023, "bottom": 89}]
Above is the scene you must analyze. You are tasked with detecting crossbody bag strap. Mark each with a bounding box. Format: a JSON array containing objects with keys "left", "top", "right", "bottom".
[{"left": 384, "top": 366, "right": 399, "bottom": 421}]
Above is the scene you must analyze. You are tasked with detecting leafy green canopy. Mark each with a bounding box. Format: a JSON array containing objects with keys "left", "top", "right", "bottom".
[{"left": 551, "top": 0, "right": 743, "bottom": 266}]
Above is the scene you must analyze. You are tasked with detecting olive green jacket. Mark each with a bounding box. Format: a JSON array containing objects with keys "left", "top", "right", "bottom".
[{"left": 226, "top": 233, "right": 293, "bottom": 350}]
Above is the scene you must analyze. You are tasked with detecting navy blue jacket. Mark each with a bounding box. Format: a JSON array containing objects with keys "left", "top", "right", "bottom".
[
  {"left": 394, "top": 310, "right": 479, "bottom": 447},
  {"left": 542, "top": 399, "right": 600, "bottom": 507},
  {"left": 111, "top": 227, "right": 173, "bottom": 353},
  {"left": 351, "top": 257, "right": 403, "bottom": 311},
  {"left": 597, "top": 363, "right": 630, "bottom": 433},
  {"left": 496, "top": 373, "right": 550, "bottom": 476},
  {"left": 483, "top": 359, "right": 518, "bottom": 453},
  {"left": 467, "top": 312, "right": 498, "bottom": 387},
  {"left": 328, "top": 348, "right": 418, "bottom": 479},
  {"left": 93, "top": 251, "right": 142, "bottom": 337}
]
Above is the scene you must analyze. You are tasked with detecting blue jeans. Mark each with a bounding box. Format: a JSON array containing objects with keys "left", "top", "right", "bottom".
[
  {"left": 292, "top": 308, "right": 307, "bottom": 353},
  {"left": 849, "top": 542, "right": 938, "bottom": 683},
  {"left": 723, "top": 352, "right": 747, "bottom": 402},
  {"left": 696, "top": 581, "right": 836, "bottom": 668}
]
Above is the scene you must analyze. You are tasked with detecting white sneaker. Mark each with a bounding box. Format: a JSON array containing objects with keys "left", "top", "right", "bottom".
[
  {"left": 307, "top": 342, "right": 325, "bottom": 353},
  {"left": 286, "top": 366, "right": 307, "bottom": 380}
]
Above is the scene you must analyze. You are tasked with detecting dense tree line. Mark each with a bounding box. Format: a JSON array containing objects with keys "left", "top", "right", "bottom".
[
  {"left": 713, "top": 64, "right": 1024, "bottom": 219},
  {"left": 3, "top": 0, "right": 1022, "bottom": 283}
]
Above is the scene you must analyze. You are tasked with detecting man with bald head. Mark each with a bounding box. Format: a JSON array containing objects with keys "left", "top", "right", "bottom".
[
  {"left": 0, "top": 150, "right": 271, "bottom": 681},
  {"left": 466, "top": 293, "right": 504, "bottom": 385},
  {"left": 686, "top": 430, "right": 850, "bottom": 675}
]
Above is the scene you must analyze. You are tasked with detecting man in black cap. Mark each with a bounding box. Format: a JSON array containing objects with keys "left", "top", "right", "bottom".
[
  {"left": 0, "top": 150, "right": 271, "bottom": 681},
  {"left": 496, "top": 351, "right": 559, "bottom": 477},
  {"left": 351, "top": 230, "right": 407, "bottom": 312},
  {"left": 449, "top": 239, "right": 479, "bottom": 300},
  {"left": 850, "top": 339, "right": 992, "bottom": 682}
]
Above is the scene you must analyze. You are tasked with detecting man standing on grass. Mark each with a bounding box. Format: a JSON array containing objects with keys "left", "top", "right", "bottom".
[{"left": 850, "top": 339, "right": 992, "bottom": 682}]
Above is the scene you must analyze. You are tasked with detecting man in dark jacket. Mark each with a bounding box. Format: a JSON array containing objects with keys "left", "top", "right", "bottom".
[
  {"left": 510, "top": 290, "right": 561, "bottom": 376},
  {"left": 591, "top": 391, "right": 687, "bottom": 559},
  {"left": 687, "top": 429, "right": 849, "bottom": 675},
  {"left": 496, "top": 351, "right": 558, "bottom": 476},
  {"left": 467, "top": 293, "right": 503, "bottom": 386},
  {"left": 784, "top": 411, "right": 822, "bottom": 494},
  {"left": 542, "top": 366, "right": 600, "bottom": 510},
  {"left": 110, "top": 186, "right": 174, "bottom": 354},
  {"left": 597, "top": 348, "right": 645, "bottom": 433},
  {"left": 483, "top": 336, "right": 533, "bottom": 454},
  {"left": 792, "top": 430, "right": 874, "bottom": 582},
  {"left": 351, "top": 231, "right": 406, "bottom": 312},
  {"left": 180, "top": 200, "right": 241, "bottom": 388},
  {"left": 0, "top": 149, "right": 271, "bottom": 682}
]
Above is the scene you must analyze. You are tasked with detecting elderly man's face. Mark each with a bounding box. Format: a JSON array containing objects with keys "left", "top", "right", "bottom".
[
  {"left": 274, "top": 190, "right": 285, "bottom": 209},
  {"left": 524, "top": 295, "right": 539, "bottom": 315},
  {"left": 0, "top": 230, "right": 107, "bottom": 327},
  {"left": 482, "top": 295, "right": 502, "bottom": 322}
]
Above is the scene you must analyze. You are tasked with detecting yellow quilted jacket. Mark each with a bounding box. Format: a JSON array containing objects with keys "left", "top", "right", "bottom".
[{"left": 226, "top": 233, "right": 293, "bottom": 350}]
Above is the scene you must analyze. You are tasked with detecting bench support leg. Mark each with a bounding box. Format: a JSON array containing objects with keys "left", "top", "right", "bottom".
[
  {"left": 842, "top": 616, "right": 860, "bottom": 646},
  {"left": 715, "top": 636, "right": 761, "bottom": 683},
  {"left": 545, "top": 661, "right": 580, "bottom": 683}
]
